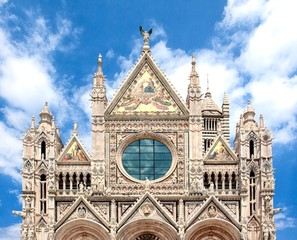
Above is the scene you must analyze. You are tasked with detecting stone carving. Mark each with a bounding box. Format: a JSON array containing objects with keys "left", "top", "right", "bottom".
[
  {"left": 139, "top": 202, "right": 155, "bottom": 217},
  {"left": 140, "top": 26, "right": 152, "bottom": 46},
  {"left": 207, "top": 205, "right": 217, "bottom": 217},
  {"left": 77, "top": 206, "right": 86, "bottom": 218},
  {"left": 25, "top": 179, "right": 32, "bottom": 191}
]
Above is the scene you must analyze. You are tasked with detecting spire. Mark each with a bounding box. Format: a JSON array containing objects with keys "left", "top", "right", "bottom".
[
  {"left": 51, "top": 116, "right": 56, "bottom": 129},
  {"left": 39, "top": 102, "right": 53, "bottom": 125},
  {"left": 223, "top": 92, "right": 229, "bottom": 105},
  {"left": 205, "top": 74, "right": 211, "bottom": 98},
  {"left": 140, "top": 26, "right": 152, "bottom": 54},
  {"left": 31, "top": 116, "right": 35, "bottom": 129},
  {"left": 189, "top": 56, "right": 200, "bottom": 87},
  {"left": 240, "top": 114, "right": 244, "bottom": 126},
  {"left": 243, "top": 100, "right": 256, "bottom": 124},
  {"left": 260, "top": 114, "right": 264, "bottom": 128},
  {"left": 56, "top": 126, "right": 60, "bottom": 137},
  {"left": 94, "top": 53, "right": 104, "bottom": 86}
]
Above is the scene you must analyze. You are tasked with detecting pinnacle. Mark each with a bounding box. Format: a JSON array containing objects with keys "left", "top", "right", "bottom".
[
  {"left": 223, "top": 92, "right": 229, "bottom": 104},
  {"left": 189, "top": 55, "right": 199, "bottom": 86}
]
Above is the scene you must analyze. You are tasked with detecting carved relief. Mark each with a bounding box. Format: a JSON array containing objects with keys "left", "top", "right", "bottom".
[
  {"left": 92, "top": 202, "right": 109, "bottom": 221},
  {"left": 207, "top": 205, "right": 217, "bottom": 217},
  {"left": 57, "top": 202, "right": 72, "bottom": 221},
  {"left": 139, "top": 202, "right": 156, "bottom": 217},
  {"left": 77, "top": 206, "right": 86, "bottom": 218}
]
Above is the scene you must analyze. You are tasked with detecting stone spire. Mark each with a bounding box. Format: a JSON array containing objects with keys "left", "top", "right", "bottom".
[
  {"left": 202, "top": 76, "right": 220, "bottom": 113},
  {"left": 223, "top": 92, "right": 229, "bottom": 105},
  {"left": 39, "top": 102, "right": 53, "bottom": 125},
  {"left": 259, "top": 114, "right": 264, "bottom": 128},
  {"left": 94, "top": 54, "right": 104, "bottom": 86},
  {"left": 222, "top": 92, "right": 230, "bottom": 143},
  {"left": 243, "top": 100, "right": 256, "bottom": 124},
  {"left": 91, "top": 53, "right": 107, "bottom": 161},
  {"left": 189, "top": 56, "right": 200, "bottom": 88},
  {"left": 31, "top": 116, "right": 35, "bottom": 129},
  {"left": 205, "top": 74, "right": 211, "bottom": 98}
]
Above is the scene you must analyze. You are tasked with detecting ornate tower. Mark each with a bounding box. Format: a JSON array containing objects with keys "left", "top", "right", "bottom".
[
  {"left": 17, "top": 102, "right": 62, "bottom": 239},
  {"left": 91, "top": 54, "right": 107, "bottom": 193},
  {"left": 186, "top": 56, "right": 204, "bottom": 195},
  {"left": 234, "top": 101, "right": 276, "bottom": 240}
]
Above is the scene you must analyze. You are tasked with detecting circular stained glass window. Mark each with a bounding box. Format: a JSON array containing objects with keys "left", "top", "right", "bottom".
[{"left": 122, "top": 139, "right": 172, "bottom": 181}]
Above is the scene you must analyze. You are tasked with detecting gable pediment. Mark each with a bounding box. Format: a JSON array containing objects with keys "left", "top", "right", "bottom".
[
  {"left": 186, "top": 196, "right": 241, "bottom": 231},
  {"left": 105, "top": 53, "right": 188, "bottom": 118},
  {"left": 204, "top": 135, "right": 238, "bottom": 163},
  {"left": 117, "top": 192, "right": 178, "bottom": 231},
  {"left": 57, "top": 135, "right": 90, "bottom": 163},
  {"left": 55, "top": 196, "right": 109, "bottom": 231}
]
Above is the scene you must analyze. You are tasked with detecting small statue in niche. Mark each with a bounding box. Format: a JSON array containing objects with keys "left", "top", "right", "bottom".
[{"left": 79, "top": 182, "right": 84, "bottom": 193}]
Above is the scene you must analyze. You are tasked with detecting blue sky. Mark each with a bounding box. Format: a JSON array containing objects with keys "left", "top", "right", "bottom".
[{"left": 0, "top": 0, "right": 297, "bottom": 239}]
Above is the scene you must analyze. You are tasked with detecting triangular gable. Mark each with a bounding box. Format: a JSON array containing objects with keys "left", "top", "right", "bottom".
[
  {"left": 117, "top": 192, "right": 178, "bottom": 231},
  {"left": 55, "top": 196, "right": 109, "bottom": 231},
  {"left": 204, "top": 135, "right": 238, "bottom": 163},
  {"left": 36, "top": 216, "right": 47, "bottom": 228},
  {"left": 106, "top": 53, "right": 189, "bottom": 117},
  {"left": 35, "top": 131, "right": 50, "bottom": 143},
  {"left": 58, "top": 135, "right": 90, "bottom": 163},
  {"left": 23, "top": 131, "right": 34, "bottom": 143},
  {"left": 186, "top": 195, "right": 241, "bottom": 230},
  {"left": 35, "top": 161, "right": 48, "bottom": 172}
]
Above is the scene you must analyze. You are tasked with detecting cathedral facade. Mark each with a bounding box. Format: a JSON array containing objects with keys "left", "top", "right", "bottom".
[{"left": 17, "top": 30, "right": 277, "bottom": 240}]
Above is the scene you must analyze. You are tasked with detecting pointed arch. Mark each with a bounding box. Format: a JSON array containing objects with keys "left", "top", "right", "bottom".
[
  {"left": 116, "top": 219, "right": 178, "bottom": 240},
  {"left": 249, "top": 139, "right": 254, "bottom": 159},
  {"left": 247, "top": 216, "right": 261, "bottom": 240},
  {"left": 186, "top": 219, "right": 241, "bottom": 240},
  {"left": 55, "top": 219, "right": 109, "bottom": 240},
  {"left": 249, "top": 170, "right": 256, "bottom": 216},
  {"left": 40, "top": 174, "right": 47, "bottom": 214},
  {"left": 41, "top": 140, "right": 46, "bottom": 159}
]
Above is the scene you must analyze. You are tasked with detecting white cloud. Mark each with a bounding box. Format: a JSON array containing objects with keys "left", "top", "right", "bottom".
[
  {"left": 0, "top": 0, "right": 8, "bottom": 5},
  {"left": 0, "top": 10, "right": 80, "bottom": 180},
  {"left": 0, "top": 122, "right": 22, "bottom": 181},
  {"left": 222, "top": 0, "right": 266, "bottom": 28},
  {"left": 275, "top": 207, "right": 297, "bottom": 230},
  {"left": 0, "top": 223, "right": 21, "bottom": 240},
  {"left": 8, "top": 189, "right": 22, "bottom": 205},
  {"left": 106, "top": 0, "right": 297, "bottom": 145},
  {"left": 222, "top": 0, "right": 297, "bottom": 143},
  {"left": 106, "top": 49, "right": 115, "bottom": 59}
]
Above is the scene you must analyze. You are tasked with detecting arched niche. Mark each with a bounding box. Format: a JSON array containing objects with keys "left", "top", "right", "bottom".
[
  {"left": 186, "top": 219, "right": 241, "bottom": 240},
  {"left": 116, "top": 219, "right": 178, "bottom": 240},
  {"left": 55, "top": 219, "right": 110, "bottom": 240}
]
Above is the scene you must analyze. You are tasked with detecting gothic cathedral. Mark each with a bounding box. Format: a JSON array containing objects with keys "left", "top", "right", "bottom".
[{"left": 17, "top": 29, "right": 277, "bottom": 240}]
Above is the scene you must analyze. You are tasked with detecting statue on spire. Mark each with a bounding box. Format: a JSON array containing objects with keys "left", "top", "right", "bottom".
[{"left": 140, "top": 26, "right": 153, "bottom": 47}]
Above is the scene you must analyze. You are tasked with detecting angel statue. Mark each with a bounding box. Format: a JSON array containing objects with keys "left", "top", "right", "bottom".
[{"left": 140, "top": 26, "right": 153, "bottom": 46}]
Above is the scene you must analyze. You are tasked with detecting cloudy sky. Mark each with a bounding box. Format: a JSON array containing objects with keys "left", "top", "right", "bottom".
[{"left": 0, "top": 0, "right": 297, "bottom": 239}]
